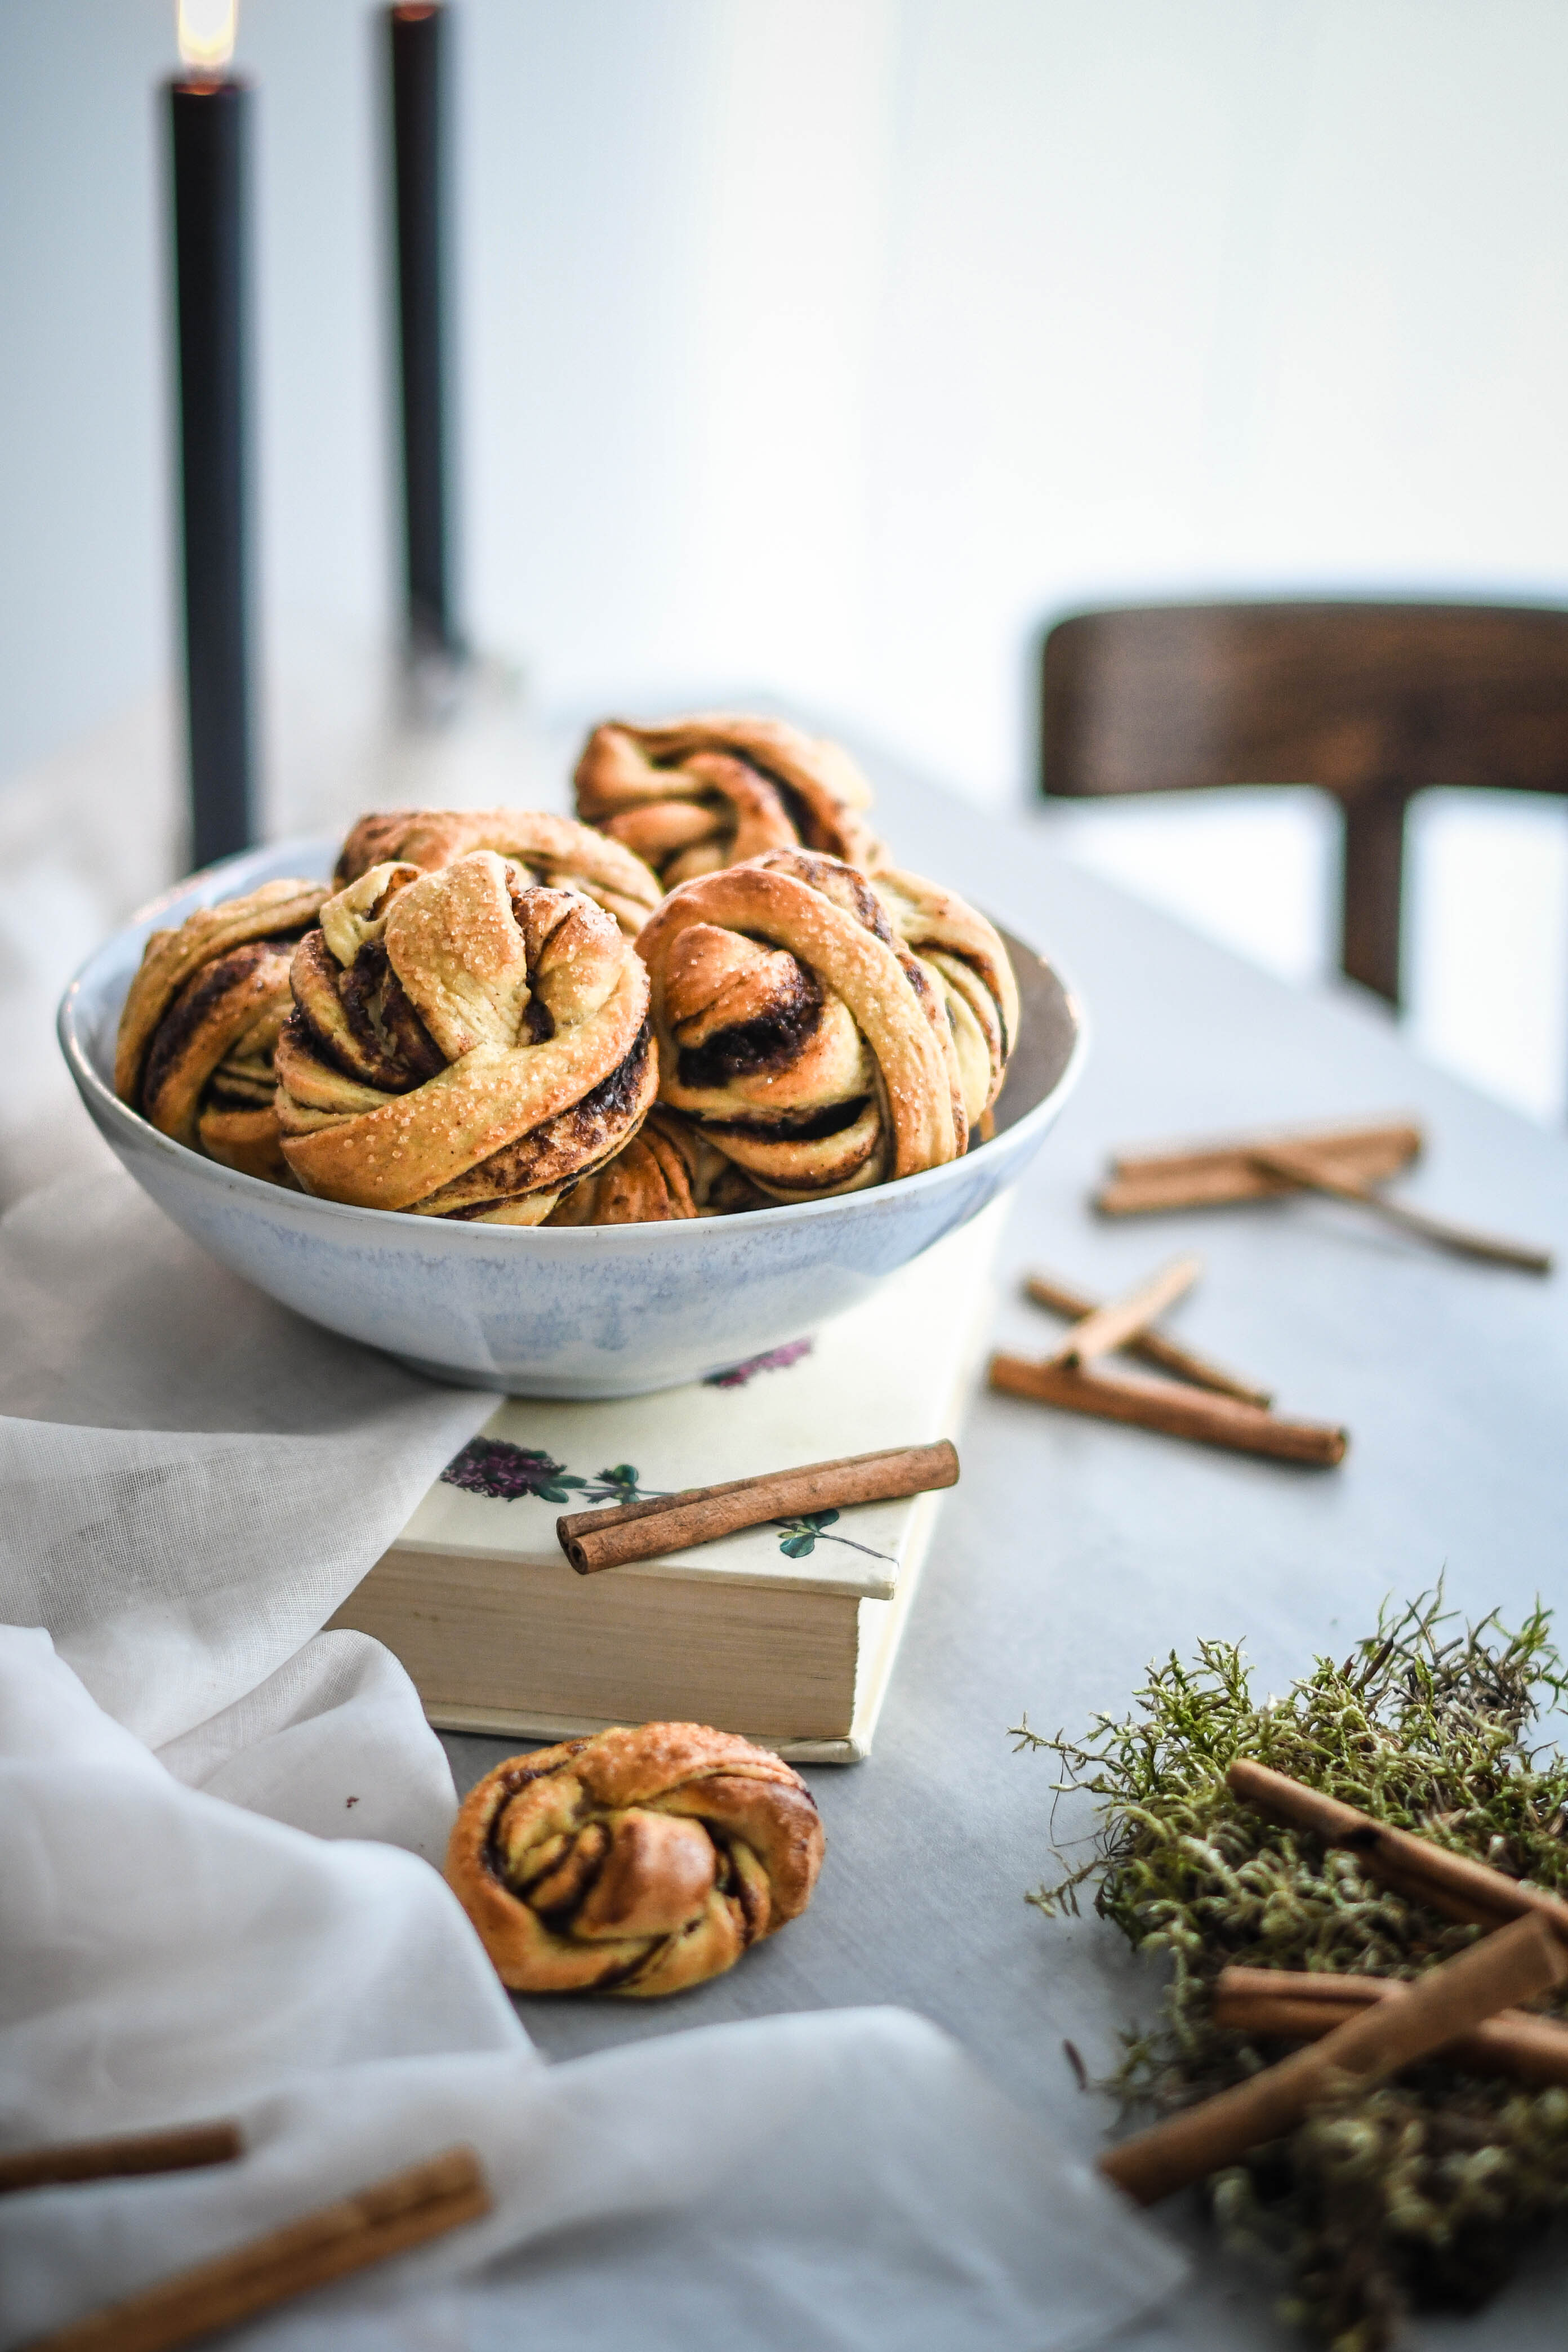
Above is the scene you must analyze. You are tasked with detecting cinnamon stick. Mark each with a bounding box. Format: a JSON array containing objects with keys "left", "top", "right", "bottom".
[
  {"left": 556, "top": 1440, "right": 960, "bottom": 1575},
  {"left": 1099, "top": 1912, "right": 1568, "bottom": 2206},
  {"left": 1211, "top": 1965, "right": 1568, "bottom": 2089},
  {"left": 0, "top": 2122, "right": 241, "bottom": 2197},
  {"left": 1024, "top": 1270, "right": 1272, "bottom": 1406},
  {"left": 1249, "top": 1142, "right": 1554, "bottom": 1276},
  {"left": 1042, "top": 1254, "right": 1202, "bottom": 1368},
  {"left": 1227, "top": 1757, "right": 1568, "bottom": 1943},
  {"left": 1095, "top": 1118, "right": 1423, "bottom": 1216},
  {"left": 987, "top": 1355, "right": 1346, "bottom": 1467},
  {"left": 25, "top": 2146, "right": 491, "bottom": 2352}
]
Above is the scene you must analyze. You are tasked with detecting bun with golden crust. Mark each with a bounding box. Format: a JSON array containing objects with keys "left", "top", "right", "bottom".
[
  {"left": 574, "top": 712, "right": 881, "bottom": 888},
  {"left": 545, "top": 1105, "right": 764, "bottom": 1224},
  {"left": 275, "top": 852, "right": 655, "bottom": 1224},
  {"left": 446, "top": 1722, "right": 825, "bottom": 1997},
  {"left": 634, "top": 848, "right": 1018, "bottom": 1203},
  {"left": 335, "top": 807, "right": 662, "bottom": 939},
  {"left": 114, "top": 878, "right": 328, "bottom": 1184}
]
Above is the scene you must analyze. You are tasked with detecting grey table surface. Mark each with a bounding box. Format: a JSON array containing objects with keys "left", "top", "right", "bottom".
[{"left": 439, "top": 756, "right": 1568, "bottom": 2349}]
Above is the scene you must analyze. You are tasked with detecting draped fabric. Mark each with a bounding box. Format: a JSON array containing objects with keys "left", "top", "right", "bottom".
[{"left": 0, "top": 1166, "right": 1184, "bottom": 2346}]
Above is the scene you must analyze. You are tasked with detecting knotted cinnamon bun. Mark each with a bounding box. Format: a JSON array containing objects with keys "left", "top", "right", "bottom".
[
  {"left": 274, "top": 851, "right": 656, "bottom": 1223},
  {"left": 447, "top": 1723, "right": 824, "bottom": 1996},
  {"left": 545, "top": 1106, "right": 763, "bottom": 1224},
  {"left": 335, "top": 808, "right": 661, "bottom": 938},
  {"left": 635, "top": 850, "right": 1019, "bottom": 1202},
  {"left": 114, "top": 879, "right": 328, "bottom": 1183},
  {"left": 574, "top": 713, "right": 881, "bottom": 887}
]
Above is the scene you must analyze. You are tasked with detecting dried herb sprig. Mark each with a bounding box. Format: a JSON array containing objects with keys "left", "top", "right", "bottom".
[{"left": 1015, "top": 1593, "right": 1568, "bottom": 2350}]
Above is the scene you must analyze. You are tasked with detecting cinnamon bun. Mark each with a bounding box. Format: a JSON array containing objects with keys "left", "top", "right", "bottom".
[
  {"left": 634, "top": 849, "right": 1018, "bottom": 1202},
  {"left": 114, "top": 879, "right": 328, "bottom": 1183},
  {"left": 575, "top": 713, "right": 881, "bottom": 887},
  {"left": 275, "top": 852, "right": 655, "bottom": 1223},
  {"left": 446, "top": 1723, "right": 824, "bottom": 1996},
  {"left": 335, "top": 808, "right": 661, "bottom": 938},
  {"left": 545, "top": 1106, "right": 764, "bottom": 1224}
]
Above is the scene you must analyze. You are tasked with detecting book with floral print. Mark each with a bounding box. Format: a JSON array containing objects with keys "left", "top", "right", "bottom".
[{"left": 330, "top": 1204, "right": 1003, "bottom": 1761}]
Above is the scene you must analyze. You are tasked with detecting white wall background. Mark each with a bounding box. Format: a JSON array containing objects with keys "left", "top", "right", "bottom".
[{"left": 2, "top": 0, "right": 1566, "bottom": 1111}]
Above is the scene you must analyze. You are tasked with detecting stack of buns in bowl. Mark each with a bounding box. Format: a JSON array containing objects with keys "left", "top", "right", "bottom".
[{"left": 114, "top": 714, "right": 1021, "bottom": 1228}]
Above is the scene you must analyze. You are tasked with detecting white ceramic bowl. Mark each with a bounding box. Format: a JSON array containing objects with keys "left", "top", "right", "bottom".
[{"left": 59, "top": 839, "right": 1087, "bottom": 1397}]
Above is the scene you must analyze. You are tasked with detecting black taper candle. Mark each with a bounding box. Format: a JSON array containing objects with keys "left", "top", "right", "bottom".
[
  {"left": 169, "top": 74, "right": 256, "bottom": 868},
  {"left": 389, "top": 3, "right": 459, "bottom": 660}
]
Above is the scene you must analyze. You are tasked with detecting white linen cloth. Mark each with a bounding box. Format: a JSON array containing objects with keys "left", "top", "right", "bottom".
[{"left": 0, "top": 1169, "right": 1185, "bottom": 2349}]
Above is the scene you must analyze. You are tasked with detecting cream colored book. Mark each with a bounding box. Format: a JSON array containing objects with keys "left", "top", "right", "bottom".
[{"left": 331, "top": 1203, "right": 1004, "bottom": 1762}]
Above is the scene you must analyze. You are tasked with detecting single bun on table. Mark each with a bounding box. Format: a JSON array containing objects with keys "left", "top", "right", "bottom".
[
  {"left": 574, "top": 713, "right": 881, "bottom": 887},
  {"left": 446, "top": 1722, "right": 824, "bottom": 1996},
  {"left": 114, "top": 879, "right": 328, "bottom": 1183},
  {"left": 635, "top": 849, "right": 1019, "bottom": 1202},
  {"left": 274, "top": 851, "right": 656, "bottom": 1224},
  {"left": 335, "top": 807, "right": 662, "bottom": 938},
  {"left": 545, "top": 1104, "right": 764, "bottom": 1225}
]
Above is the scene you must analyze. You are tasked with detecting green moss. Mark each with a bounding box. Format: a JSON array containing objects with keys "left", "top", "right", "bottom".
[{"left": 1015, "top": 1594, "right": 1568, "bottom": 2349}]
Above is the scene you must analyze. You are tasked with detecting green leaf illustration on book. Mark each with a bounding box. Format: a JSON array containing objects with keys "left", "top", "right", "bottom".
[
  {"left": 771, "top": 1509, "right": 891, "bottom": 1562},
  {"left": 586, "top": 1462, "right": 648, "bottom": 1507},
  {"left": 776, "top": 1510, "right": 837, "bottom": 1558},
  {"left": 442, "top": 1441, "right": 892, "bottom": 1563}
]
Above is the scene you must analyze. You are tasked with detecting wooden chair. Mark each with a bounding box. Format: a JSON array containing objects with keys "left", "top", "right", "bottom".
[{"left": 1039, "top": 600, "right": 1568, "bottom": 1005}]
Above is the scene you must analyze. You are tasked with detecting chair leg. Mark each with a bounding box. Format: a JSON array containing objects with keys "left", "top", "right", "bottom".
[{"left": 1340, "top": 787, "right": 1408, "bottom": 1007}]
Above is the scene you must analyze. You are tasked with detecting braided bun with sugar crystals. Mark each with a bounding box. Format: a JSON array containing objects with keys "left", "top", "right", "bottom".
[
  {"left": 275, "top": 851, "right": 655, "bottom": 1223},
  {"left": 447, "top": 1723, "right": 824, "bottom": 1997},
  {"left": 635, "top": 849, "right": 1018, "bottom": 1202},
  {"left": 335, "top": 807, "right": 661, "bottom": 938},
  {"left": 114, "top": 878, "right": 328, "bottom": 1184},
  {"left": 574, "top": 712, "right": 881, "bottom": 887}
]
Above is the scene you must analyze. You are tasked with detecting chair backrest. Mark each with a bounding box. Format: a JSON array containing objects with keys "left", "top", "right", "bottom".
[{"left": 1040, "top": 600, "right": 1568, "bottom": 1004}]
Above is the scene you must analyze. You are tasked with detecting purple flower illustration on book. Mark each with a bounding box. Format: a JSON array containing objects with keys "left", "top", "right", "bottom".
[
  {"left": 440, "top": 1442, "right": 652, "bottom": 1508},
  {"left": 439, "top": 1437, "right": 890, "bottom": 1562}
]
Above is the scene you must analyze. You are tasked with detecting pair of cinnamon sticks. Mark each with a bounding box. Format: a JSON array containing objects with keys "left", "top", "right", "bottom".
[
  {"left": 556, "top": 1439, "right": 959, "bottom": 1574},
  {"left": 6, "top": 2128, "right": 488, "bottom": 2352},
  {"left": 989, "top": 1255, "right": 1347, "bottom": 1467},
  {"left": 1098, "top": 1758, "right": 1568, "bottom": 2207},
  {"left": 1097, "top": 1115, "right": 1552, "bottom": 1276},
  {"left": 1211, "top": 1966, "right": 1568, "bottom": 2090}
]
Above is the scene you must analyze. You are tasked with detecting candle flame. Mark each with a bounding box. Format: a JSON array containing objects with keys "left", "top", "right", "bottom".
[{"left": 177, "top": 0, "right": 238, "bottom": 75}]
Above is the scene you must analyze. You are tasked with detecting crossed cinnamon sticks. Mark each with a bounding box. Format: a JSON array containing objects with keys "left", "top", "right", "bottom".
[
  {"left": 1095, "top": 1115, "right": 1552, "bottom": 1276},
  {"left": 1098, "top": 1758, "right": 1568, "bottom": 2207},
  {"left": 1097, "top": 1116, "right": 1423, "bottom": 1216},
  {"left": 989, "top": 1255, "right": 1347, "bottom": 1466},
  {"left": 1102, "top": 1910, "right": 1566, "bottom": 2207},
  {"left": 6, "top": 2132, "right": 489, "bottom": 2352}
]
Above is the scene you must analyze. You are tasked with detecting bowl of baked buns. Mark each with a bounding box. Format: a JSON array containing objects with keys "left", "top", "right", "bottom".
[{"left": 59, "top": 715, "right": 1086, "bottom": 1396}]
